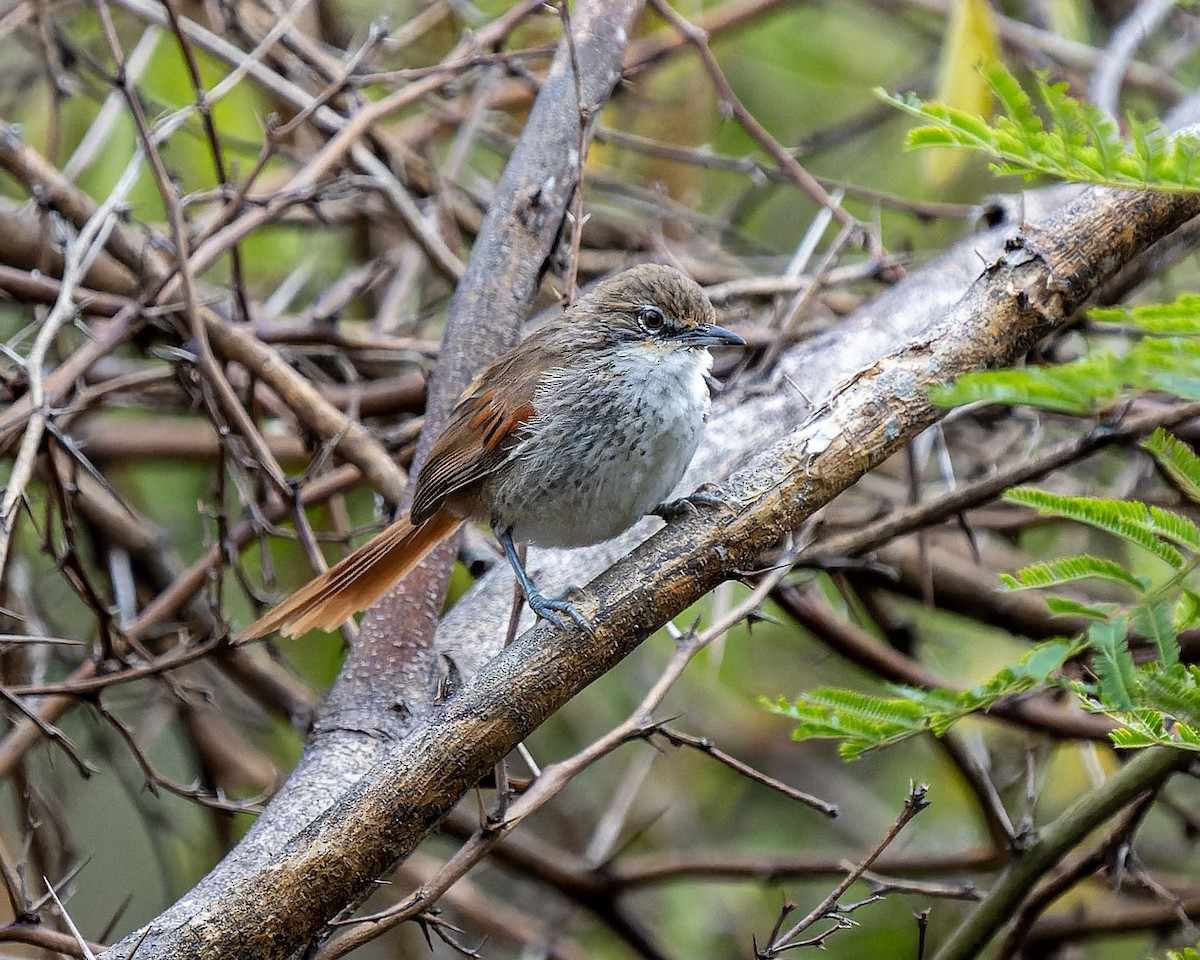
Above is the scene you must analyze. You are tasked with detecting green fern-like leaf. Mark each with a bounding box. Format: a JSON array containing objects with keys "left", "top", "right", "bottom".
[
  {"left": 1004, "top": 488, "right": 1186, "bottom": 569},
  {"left": 1044, "top": 596, "right": 1120, "bottom": 620},
  {"left": 954, "top": 639, "right": 1077, "bottom": 710},
  {"left": 993, "top": 64, "right": 1041, "bottom": 138},
  {"left": 1001, "top": 555, "right": 1147, "bottom": 594},
  {"left": 1105, "top": 707, "right": 1200, "bottom": 752},
  {"left": 768, "top": 690, "right": 922, "bottom": 727},
  {"left": 931, "top": 325, "right": 1200, "bottom": 418},
  {"left": 771, "top": 641, "right": 1078, "bottom": 754},
  {"left": 930, "top": 356, "right": 1126, "bottom": 414},
  {"left": 1087, "top": 618, "right": 1139, "bottom": 710},
  {"left": 1091, "top": 293, "right": 1200, "bottom": 335},
  {"left": 1175, "top": 589, "right": 1200, "bottom": 632},
  {"left": 1131, "top": 599, "right": 1182, "bottom": 668},
  {"left": 768, "top": 689, "right": 929, "bottom": 760},
  {"left": 880, "top": 65, "right": 1200, "bottom": 191},
  {"left": 1016, "top": 638, "right": 1083, "bottom": 680},
  {"left": 886, "top": 642, "right": 1077, "bottom": 736},
  {"left": 1108, "top": 715, "right": 1167, "bottom": 749},
  {"left": 1109, "top": 724, "right": 1164, "bottom": 749},
  {"left": 1145, "top": 505, "right": 1200, "bottom": 551},
  {"left": 1137, "top": 665, "right": 1200, "bottom": 726},
  {"left": 1129, "top": 338, "right": 1200, "bottom": 400},
  {"left": 803, "top": 688, "right": 927, "bottom": 726},
  {"left": 1143, "top": 428, "right": 1200, "bottom": 505}
]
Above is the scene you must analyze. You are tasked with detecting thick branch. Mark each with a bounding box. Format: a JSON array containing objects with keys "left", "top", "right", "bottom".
[
  {"left": 105, "top": 186, "right": 1200, "bottom": 959},
  {"left": 932, "top": 746, "right": 1191, "bottom": 960}
]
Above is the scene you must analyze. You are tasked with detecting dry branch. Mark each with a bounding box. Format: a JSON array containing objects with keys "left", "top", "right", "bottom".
[
  {"left": 0, "top": 0, "right": 1195, "bottom": 955},
  {"left": 102, "top": 173, "right": 1200, "bottom": 958}
]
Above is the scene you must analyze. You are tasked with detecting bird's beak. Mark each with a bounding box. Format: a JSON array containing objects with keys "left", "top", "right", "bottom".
[{"left": 681, "top": 323, "right": 746, "bottom": 348}]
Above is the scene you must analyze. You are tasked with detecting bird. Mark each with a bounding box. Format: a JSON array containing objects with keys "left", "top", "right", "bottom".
[{"left": 238, "top": 263, "right": 744, "bottom": 640}]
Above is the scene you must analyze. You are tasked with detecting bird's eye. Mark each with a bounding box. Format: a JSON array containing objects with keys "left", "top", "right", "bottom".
[{"left": 638, "top": 305, "right": 667, "bottom": 332}]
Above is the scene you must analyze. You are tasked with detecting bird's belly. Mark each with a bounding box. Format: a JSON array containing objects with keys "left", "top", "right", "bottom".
[{"left": 484, "top": 351, "right": 710, "bottom": 548}]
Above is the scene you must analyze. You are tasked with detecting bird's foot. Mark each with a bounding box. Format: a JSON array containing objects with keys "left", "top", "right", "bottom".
[
  {"left": 654, "top": 483, "right": 724, "bottom": 521},
  {"left": 526, "top": 587, "right": 593, "bottom": 635},
  {"left": 495, "top": 527, "right": 594, "bottom": 634}
]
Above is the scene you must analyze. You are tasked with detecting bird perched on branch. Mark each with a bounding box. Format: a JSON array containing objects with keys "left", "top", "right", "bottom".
[{"left": 239, "top": 263, "right": 744, "bottom": 640}]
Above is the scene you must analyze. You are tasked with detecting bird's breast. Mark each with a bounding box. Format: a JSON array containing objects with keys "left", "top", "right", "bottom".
[{"left": 483, "top": 345, "right": 713, "bottom": 548}]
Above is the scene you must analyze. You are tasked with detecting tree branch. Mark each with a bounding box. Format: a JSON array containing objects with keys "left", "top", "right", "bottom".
[{"left": 103, "top": 183, "right": 1200, "bottom": 958}]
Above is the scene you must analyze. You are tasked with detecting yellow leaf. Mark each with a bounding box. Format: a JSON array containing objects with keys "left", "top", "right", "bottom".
[{"left": 923, "top": 0, "right": 1002, "bottom": 188}]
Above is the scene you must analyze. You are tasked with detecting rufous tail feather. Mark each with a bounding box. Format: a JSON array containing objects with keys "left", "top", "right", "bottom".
[{"left": 236, "top": 508, "right": 463, "bottom": 640}]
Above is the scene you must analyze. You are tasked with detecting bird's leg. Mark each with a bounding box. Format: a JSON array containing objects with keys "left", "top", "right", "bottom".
[{"left": 496, "top": 527, "right": 592, "bottom": 632}]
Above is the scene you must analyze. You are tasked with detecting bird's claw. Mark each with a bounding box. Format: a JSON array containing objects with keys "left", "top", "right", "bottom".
[
  {"left": 654, "top": 484, "right": 724, "bottom": 521},
  {"left": 526, "top": 588, "right": 594, "bottom": 635}
]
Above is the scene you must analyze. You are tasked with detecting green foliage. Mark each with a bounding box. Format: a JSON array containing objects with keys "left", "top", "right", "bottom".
[
  {"left": 765, "top": 689, "right": 926, "bottom": 760},
  {"left": 776, "top": 433, "right": 1200, "bottom": 757},
  {"left": 1003, "top": 487, "right": 1191, "bottom": 568},
  {"left": 768, "top": 641, "right": 1079, "bottom": 759},
  {"left": 997, "top": 478, "right": 1200, "bottom": 749},
  {"left": 931, "top": 294, "right": 1200, "bottom": 414},
  {"left": 1167, "top": 946, "right": 1200, "bottom": 960},
  {"left": 1143, "top": 426, "right": 1200, "bottom": 504},
  {"left": 1092, "top": 294, "right": 1200, "bottom": 334},
  {"left": 1000, "top": 555, "right": 1148, "bottom": 593},
  {"left": 930, "top": 355, "right": 1128, "bottom": 414},
  {"left": 878, "top": 63, "right": 1200, "bottom": 190},
  {"left": 778, "top": 190, "right": 1200, "bottom": 762},
  {"left": 1086, "top": 618, "right": 1139, "bottom": 710}
]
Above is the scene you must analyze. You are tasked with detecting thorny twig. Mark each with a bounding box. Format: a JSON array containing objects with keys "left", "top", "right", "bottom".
[{"left": 758, "top": 784, "right": 931, "bottom": 957}]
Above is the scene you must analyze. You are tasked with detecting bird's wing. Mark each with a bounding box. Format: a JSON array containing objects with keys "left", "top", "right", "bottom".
[{"left": 410, "top": 355, "right": 544, "bottom": 525}]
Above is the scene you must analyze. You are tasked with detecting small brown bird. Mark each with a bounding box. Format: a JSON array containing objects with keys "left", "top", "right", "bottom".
[{"left": 239, "top": 264, "right": 743, "bottom": 640}]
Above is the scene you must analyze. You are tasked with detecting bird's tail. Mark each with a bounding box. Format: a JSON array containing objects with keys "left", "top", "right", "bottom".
[{"left": 237, "top": 507, "right": 463, "bottom": 640}]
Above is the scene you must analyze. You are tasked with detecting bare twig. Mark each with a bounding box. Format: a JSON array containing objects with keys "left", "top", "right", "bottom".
[
  {"left": 653, "top": 726, "right": 837, "bottom": 816},
  {"left": 758, "top": 784, "right": 930, "bottom": 957},
  {"left": 647, "top": 0, "right": 893, "bottom": 270}
]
